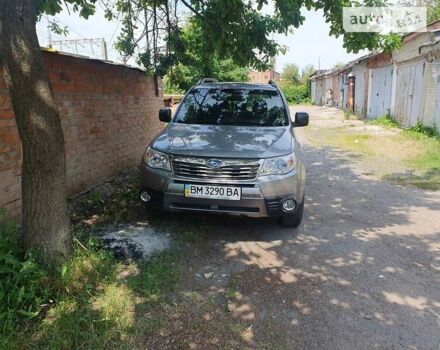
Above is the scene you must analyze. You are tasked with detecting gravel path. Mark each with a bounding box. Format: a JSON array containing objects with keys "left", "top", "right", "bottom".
[{"left": 163, "top": 106, "right": 440, "bottom": 349}]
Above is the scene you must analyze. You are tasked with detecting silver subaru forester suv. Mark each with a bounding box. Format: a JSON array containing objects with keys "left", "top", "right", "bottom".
[{"left": 139, "top": 79, "right": 309, "bottom": 227}]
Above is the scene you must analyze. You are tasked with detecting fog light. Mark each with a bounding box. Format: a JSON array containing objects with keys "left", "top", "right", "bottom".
[
  {"left": 282, "top": 199, "right": 296, "bottom": 212},
  {"left": 140, "top": 191, "right": 151, "bottom": 203}
]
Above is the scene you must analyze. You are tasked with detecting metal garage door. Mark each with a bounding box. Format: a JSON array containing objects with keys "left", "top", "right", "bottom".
[
  {"left": 367, "top": 65, "right": 393, "bottom": 119},
  {"left": 394, "top": 61, "right": 425, "bottom": 127},
  {"left": 353, "top": 66, "right": 367, "bottom": 117},
  {"left": 435, "top": 63, "right": 440, "bottom": 130}
]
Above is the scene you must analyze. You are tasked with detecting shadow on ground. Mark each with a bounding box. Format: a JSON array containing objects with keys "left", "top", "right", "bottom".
[{"left": 168, "top": 138, "right": 440, "bottom": 349}]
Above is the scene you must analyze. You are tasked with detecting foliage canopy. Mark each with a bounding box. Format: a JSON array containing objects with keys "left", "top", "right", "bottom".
[
  {"left": 281, "top": 63, "right": 300, "bottom": 84},
  {"left": 163, "top": 21, "right": 248, "bottom": 93},
  {"left": 38, "top": 0, "right": 403, "bottom": 77}
]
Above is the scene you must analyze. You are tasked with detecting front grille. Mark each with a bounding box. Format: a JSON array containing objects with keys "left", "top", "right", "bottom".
[{"left": 172, "top": 157, "right": 260, "bottom": 180}]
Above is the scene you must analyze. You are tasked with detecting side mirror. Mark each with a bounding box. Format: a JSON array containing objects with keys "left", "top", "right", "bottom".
[
  {"left": 294, "top": 112, "right": 309, "bottom": 127},
  {"left": 159, "top": 108, "right": 172, "bottom": 122}
]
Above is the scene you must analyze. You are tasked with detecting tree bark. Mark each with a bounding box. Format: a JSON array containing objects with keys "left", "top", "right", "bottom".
[{"left": 0, "top": 0, "right": 71, "bottom": 267}]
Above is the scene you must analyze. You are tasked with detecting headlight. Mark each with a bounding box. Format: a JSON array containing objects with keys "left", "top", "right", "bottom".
[
  {"left": 144, "top": 147, "right": 171, "bottom": 171},
  {"left": 259, "top": 153, "right": 296, "bottom": 176}
]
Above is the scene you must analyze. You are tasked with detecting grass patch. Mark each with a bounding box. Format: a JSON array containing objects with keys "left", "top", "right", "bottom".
[
  {"left": 2, "top": 228, "right": 182, "bottom": 350},
  {"left": 310, "top": 128, "right": 374, "bottom": 156},
  {"left": 0, "top": 209, "right": 50, "bottom": 346},
  {"left": 224, "top": 287, "right": 238, "bottom": 300},
  {"left": 334, "top": 133, "right": 373, "bottom": 155},
  {"left": 405, "top": 122, "right": 439, "bottom": 139},
  {"left": 406, "top": 138, "right": 440, "bottom": 170},
  {"left": 369, "top": 114, "right": 399, "bottom": 128},
  {"left": 383, "top": 170, "right": 440, "bottom": 191},
  {"left": 127, "top": 250, "right": 180, "bottom": 302},
  {"left": 0, "top": 219, "right": 180, "bottom": 349},
  {"left": 387, "top": 126, "right": 440, "bottom": 190},
  {"left": 305, "top": 119, "right": 440, "bottom": 190}
]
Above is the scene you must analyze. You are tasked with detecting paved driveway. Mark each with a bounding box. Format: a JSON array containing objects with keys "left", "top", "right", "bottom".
[{"left": 152, "top": 106, "right": 440, "bottom": 349}]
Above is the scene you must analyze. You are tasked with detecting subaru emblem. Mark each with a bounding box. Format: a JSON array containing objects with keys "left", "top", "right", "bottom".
[{"left": 206, "top": 159, "right": 223, "bottom": 169}]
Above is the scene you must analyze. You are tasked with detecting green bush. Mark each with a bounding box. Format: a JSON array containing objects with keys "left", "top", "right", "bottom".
[
  {"left": 370, "top": 114, "right": 399, "bottom": 128},
  {"left": 280, "top": 84, "right": 310, "bottom": 104},
  {"left": 371, "top": 116, "right": 439, "bottom": 140},
  {"left": 406, "top": 122, "right": 439, "bottom": 139},
  {"left": 0, "top": 209, "right": 49, "bottom": 337}
]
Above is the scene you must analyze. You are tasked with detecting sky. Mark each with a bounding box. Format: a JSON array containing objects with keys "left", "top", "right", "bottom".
[
  {"left": 36, "top": 6, "right": 367, "bottom": 73},
  {"left": 273, "top": 10, "right": 367, "bottom": 72}
]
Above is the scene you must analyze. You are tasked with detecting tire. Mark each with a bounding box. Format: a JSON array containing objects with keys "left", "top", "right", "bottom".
[{"left": 279, "top": 197, "right": 304, "bottom": 228}]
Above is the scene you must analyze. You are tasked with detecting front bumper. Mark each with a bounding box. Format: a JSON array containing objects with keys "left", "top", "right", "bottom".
[{"left": 139, "top": 164, "right": 304, "bottom": 218}]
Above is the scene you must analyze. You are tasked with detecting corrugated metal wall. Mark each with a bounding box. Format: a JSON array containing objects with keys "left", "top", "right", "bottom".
[{"left": 367, "top": 65, "right": 393, "bottom": 119}]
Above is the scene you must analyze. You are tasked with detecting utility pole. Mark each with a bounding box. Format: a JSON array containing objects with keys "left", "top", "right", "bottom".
[
  {"left": 46, "top": 16, "right": 53, "bottom": 48},
  {"left": 101, "top": 39, "right": 108, "bottom": 60}
]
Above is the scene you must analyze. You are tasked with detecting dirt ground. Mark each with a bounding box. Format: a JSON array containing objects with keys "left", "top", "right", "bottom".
[{"left": 143, "top": 106, "right": 440, "bottom": 349}]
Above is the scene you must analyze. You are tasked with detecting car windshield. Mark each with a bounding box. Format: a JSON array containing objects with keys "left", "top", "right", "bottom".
[{"left": 174, "top": 87, "right": 288, "bottom": 127}]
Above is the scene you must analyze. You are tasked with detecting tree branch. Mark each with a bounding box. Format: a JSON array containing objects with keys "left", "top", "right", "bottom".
[{"left": 179, "top": 0, "right": 204, "bottom": 19}]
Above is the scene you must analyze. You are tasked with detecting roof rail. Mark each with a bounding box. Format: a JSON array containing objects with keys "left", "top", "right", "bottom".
[
  {"left": 268, "top": 79, "right": 279, "bottom": 88},
  {"left": 197, "top": 78, "right": 219, "bottom": 85}
]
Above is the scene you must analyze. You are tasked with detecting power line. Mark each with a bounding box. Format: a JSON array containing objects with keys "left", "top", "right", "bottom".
[{"left": 109, "top": 22, "right": 120, "bottom": 45}]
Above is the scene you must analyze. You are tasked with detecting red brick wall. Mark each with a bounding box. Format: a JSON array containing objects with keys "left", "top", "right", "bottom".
[
  {"left": 248, "top": 69, "right": 280, "bottom": 84},
  {"left": 366, "top": 53, "right": 392, "bottom": 69},
  {"left": 0, "top": 50, "right": 165, "bottom": 217},
  {"left": 0, "top": 78, "right": 20, "bottom": 217}
]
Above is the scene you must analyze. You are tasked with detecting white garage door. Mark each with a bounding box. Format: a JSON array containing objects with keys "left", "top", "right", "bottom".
[
  {"left": 394, "top": 61, "right": 425, "bottom": 127},
  {"left": 353, "top": 66, "right": 367, "bottom": 117},
  {"left": 367, "top": 65, "right": 393, "bottom": 119},
  {"left": 435, "top": 63, "right": 440, "bottom": 130}
]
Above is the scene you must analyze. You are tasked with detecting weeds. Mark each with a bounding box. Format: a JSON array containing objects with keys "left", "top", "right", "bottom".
[
  {"left": 344, "top": 110, "right": 354, "bottom": 120},
  {"left": 0, "top": 209, "right": 50, "bottom": 344},
  {"left": 404, "top": 122, "right": 439, "bottom": 139},
  {"left": 128, "top": 250, "right": 180, "bottom": 301},
  {"left": 2, "top": 231, "right": 182, "bottom": 350},
  {"left": 369, "top": 114, "right": 399, "bottom": 128}
]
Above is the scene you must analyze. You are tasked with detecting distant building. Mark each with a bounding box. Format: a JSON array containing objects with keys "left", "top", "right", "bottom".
[{"left": 248, "top": 67, "right": 280, "bottom": 84}]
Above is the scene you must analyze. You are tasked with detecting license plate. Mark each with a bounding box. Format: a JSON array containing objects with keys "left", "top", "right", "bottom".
[{"left": 184, "top": 184, "right": 241, "bottom": 201}]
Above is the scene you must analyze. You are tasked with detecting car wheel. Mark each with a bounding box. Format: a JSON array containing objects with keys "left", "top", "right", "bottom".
[{"left": 279, "top": 196, "right": 304, "bottom": 228}]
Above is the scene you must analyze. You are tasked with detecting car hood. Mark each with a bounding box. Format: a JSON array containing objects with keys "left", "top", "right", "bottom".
[{"left": 151, "top": 123, "right": 294, "bottom": 158}]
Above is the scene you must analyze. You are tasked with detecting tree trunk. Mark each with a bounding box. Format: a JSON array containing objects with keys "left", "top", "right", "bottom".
[{"left": 0, "top": 0, "right": 71, "bottom": 267}]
